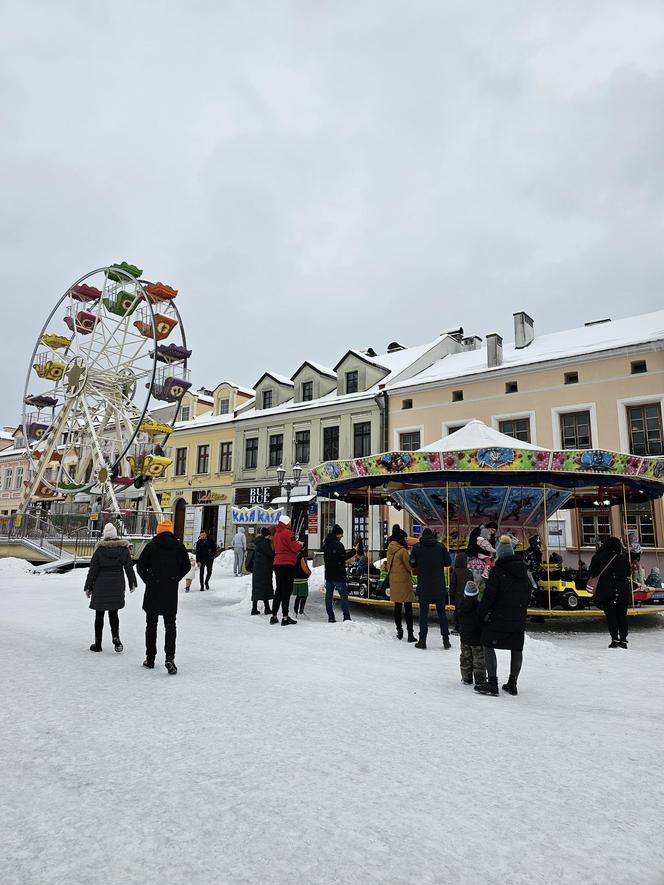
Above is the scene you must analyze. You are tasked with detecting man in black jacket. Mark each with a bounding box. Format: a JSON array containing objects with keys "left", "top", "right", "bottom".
[
  {"left": 195, "top": 530, "right": 216, "bottom": 591},
  {"left": 409, "top": 528, "right": 452, "bottom": 649},
  {"left": 137, "top": 518, "right": 191, "bottom": 674},
  {"left": 323, "top": 524, "right": 355, "bottom": 623}
]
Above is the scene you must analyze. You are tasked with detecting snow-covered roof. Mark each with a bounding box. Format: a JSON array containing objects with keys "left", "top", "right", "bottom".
[
  {"left": 255, "top": 371, "right": 295, "bottom": 388},
  {"left": 390, "top": 310, "right": 664, "bottom": 391},
  {"left": 0, "top": 445, "right": 29, "bottom": 459},
  {"left": 291, "top": 360, "right": 337, "bottom": 381},
  {"left": 419, "top": 419, "right": 544, "bottom": 452},
  {"left": 0, "top": 430, "right": 13, "bottom": 440}
]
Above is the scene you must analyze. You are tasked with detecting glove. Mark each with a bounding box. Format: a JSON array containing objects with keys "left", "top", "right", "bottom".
[{"left": 85, "top": 590, "right": 92, "bottom": 599}]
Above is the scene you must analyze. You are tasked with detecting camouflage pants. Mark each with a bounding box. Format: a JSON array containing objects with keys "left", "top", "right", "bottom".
[{"left": 460, "top": 643, "right": 486, "bottom": 684}]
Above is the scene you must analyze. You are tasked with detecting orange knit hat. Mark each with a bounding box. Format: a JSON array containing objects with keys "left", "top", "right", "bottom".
[{"left": 157, "top": 518, "right": 174, "bottom": 534}]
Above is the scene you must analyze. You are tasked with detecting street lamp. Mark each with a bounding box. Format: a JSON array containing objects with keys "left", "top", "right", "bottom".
[{"left": 277, "top": 462, "right": 302, "bottom": 516}]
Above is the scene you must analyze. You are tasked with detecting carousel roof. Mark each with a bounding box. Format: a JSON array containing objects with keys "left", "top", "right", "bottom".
[{"left": 419, "top": 420, "right": 544, "bottom": 452}]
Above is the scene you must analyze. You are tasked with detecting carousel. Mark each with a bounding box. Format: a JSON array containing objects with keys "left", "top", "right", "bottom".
[{"left": 310, "top": 421, "right": 664, "bottom": 618}]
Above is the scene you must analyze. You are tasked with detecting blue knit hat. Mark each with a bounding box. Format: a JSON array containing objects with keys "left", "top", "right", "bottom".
[
  {"left": 496, "top": 534, "right": 515, "bottom": 560},
  {"left": 464, "top": 580, "right": 479, "bottom": 597}
]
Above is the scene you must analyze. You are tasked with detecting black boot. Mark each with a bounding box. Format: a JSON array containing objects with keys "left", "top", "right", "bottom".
[
  {"left": 142, "top": 659, "right": 154, "bottom": 669},
  {"left": 89, "top": 643, "right": 102, "bottom": 652},
  {"left": 502, "top": 675, "right": 518, "bottom": 696},
  {"left": 112, "top": 636, "right": 123, "bottom": 653},
  {"left": 407, "top": 632, "right": 417, "bottom": 643},
  {"left": 608, "top": 640, "right": 620, "bottom": 648},
  {"left": 618, "top": 639, "right": 628, "bottom": 649},
  {"left": 475, "top": 677, "right": 499, "bottom": 696},
  {"left": 414, "top": 639, "right": 426, "bottom": 649},
  {"left": 473, "top": 670, "right": 486, "bottom": 687},
  {"left": 443, "top": 635, "right": 451, "bottom": 650},
  {"left": 282, "top": 616, "right": 297, "bottom": 626},
  {"left": 251, "top": 604, "right": 260, "bottom": 615},
  {"left": 396, "top": 627, "right": 403, "bottom": 640},
  {"left": 165, "top": 659, "right": 178, "bottom": 675},
  {"left": 269, "top": 615, "right": 279, "bottom": 624},
  {"left": 264, "top": 604, "right": 272, "bottom": 615}
]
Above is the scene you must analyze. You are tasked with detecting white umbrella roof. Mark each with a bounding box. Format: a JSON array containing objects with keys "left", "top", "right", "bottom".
[{"left": 418, "top": 419, "right": 545, "bottom": 452}]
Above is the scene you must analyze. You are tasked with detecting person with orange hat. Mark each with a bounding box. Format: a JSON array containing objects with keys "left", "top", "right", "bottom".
[{"left": 136, "top": 517, "right": 191, "bottom": 674}]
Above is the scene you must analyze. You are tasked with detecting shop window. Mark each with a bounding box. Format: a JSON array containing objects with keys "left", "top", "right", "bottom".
[
  {"left": 505, "top": 381, "right": 518, "bottom": 394},
  {"left": 219, "top": 442, "right": 232, "bottom": 472},
  {"left": 624, "top": 501, "right": 656, "bottom": 547},
  {"left": 564, "top": 372, "right": 579, "bottom": 385},
  {"left": 175, "top": 447, "right": 187, "bottom": 476},
  {"left": 196, "top": 445, "right": 209, "bottom": 474},
  {"left": 452, "top": 390, "right": 463, "bottom": 402},
  {"left": 301, "top": 381, "right": 313, "bottom": 402},
  {"left": 579, "top": 510, "right": 611, "bottom": 547},
  {"left": 345, "top": 371, "right": 359, "bottom": 394},
  {"left": 180, "top": 406, "right": 190, "bottom": 421},
  {"left": 498, "top": 418, "right": 531, "bottom": 443},
  {"left": 353, "top": 422, "right": 371, "bottom": 458},
  {"left": 627, "top": 403, "right": 663, "bottom": 456},
  {"left": 269, "top": 434, "right": 284, "bottom": 467},
  {"left": 399, "top": 430, "right": 421, "bottom": 450},
  {"left": 320, "top": 499, "right": 336, "bottom": 540},
  {"left": 262, "top": 390, "right": 273, "bottom": 410},
  {"left": 295, "top": 430, "right": 310, "bottom": 464},
  {"left": 402, "top": 399, "right": 413, "bottom": 410},
  {"left": 245, "top": 437, "right": 258, "bottom": 469},
  {"left": 631, "top": 360, "right": 647, "bottom": 375},
  {"left": 218, "top": 398, "right": 230, "bottom": 415},
  {"left": 323, "top": 426, "right": 339, "bottom": 461},
  {"left": 560, "top": 411, "right": 591, "bottom": 450}
]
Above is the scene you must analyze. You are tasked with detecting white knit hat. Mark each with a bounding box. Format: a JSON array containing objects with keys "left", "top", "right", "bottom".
[
  {"left": 278, "top": 514, "right": 291, "bottom": 526},
  {"left": 102, "top": 522, "right": 118, "bottom": 539}
]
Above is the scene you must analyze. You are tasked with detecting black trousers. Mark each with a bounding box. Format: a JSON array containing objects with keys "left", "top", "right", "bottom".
[
  {"left": 418, "top": 600, "right": 449, "bottom": 640},
  {"left": 294, "top": 596, "right": 306, "bottom": 615},
  {"left": 484, "top": 647, "right": 523, "bottom": 680},
  {"left": 604, "top": 601, "right": 628, "bottom": 642},
  {"left": 94, "top": 610, "right": 119, "bottom": 645},
  {"left": 273, "top": 565, "right": 295, "bottom": 617},
  {"left": 145, "top": 612, "right": 177, "bottom": 661},
  {"left": 393, "top": 602, "right": 414, "bottom": 635},
  {"left": 199, "top": 561, "right": 212, "bottom": 589}
]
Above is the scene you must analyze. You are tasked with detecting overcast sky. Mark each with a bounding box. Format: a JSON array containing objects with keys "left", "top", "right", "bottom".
[{"left": 2, "top": 0, "right": 663, "bottom": 422}]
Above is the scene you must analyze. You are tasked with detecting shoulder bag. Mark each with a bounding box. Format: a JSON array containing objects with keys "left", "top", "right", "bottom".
[{"left": 587, "top": 555, "right": 616, "bottom": 607}]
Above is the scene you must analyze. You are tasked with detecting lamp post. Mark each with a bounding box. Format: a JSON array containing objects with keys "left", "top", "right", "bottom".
[{"left": 276, "top": 462, "right": 302, "bottom": 517}]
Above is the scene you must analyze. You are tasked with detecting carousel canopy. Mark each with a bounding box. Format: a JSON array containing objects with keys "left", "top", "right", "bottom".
[{"left": 419, "top": 419, "right": 544, "bottom": 452}]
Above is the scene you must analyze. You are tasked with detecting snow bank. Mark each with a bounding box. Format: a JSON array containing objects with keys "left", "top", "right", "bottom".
[{"left": 0, "top": 556, "right": 33, "bottom": 577}]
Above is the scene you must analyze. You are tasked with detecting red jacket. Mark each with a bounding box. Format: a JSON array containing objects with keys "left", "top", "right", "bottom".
[{"left": 273, "top": 521, "right": 302, "bottom": 566}]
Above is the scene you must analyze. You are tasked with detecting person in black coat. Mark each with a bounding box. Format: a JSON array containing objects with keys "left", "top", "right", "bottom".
[
  {"left": 251, "top": 528, "right": 274, "bottom": 615},
  {"left": 475, "top": 535, "right": 531, "bottom": 697},
  {"left": 136, "top": 518, "right": 191, "bottom": 674},
  {"left": 456, "top": 581, "right": 486, "bottom": 686},
  {"left": 323, "top": 524, "right": 355, "bottom": 622},
  {"left": 195, "top": 530, "right": 216, "bottom": 591},
  {"left": 84, "top": 522, "right": 137, "bottom": 653},
  {"left": 589, "top": 536, "right": 632, "bottom": 648},
  {"left": 409, "top": 528, "right": 452, "bottom": 649}
]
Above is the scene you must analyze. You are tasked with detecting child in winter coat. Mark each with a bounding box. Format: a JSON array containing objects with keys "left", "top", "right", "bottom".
[
  {"left": 456, "top": 581, "right": 486, "bottom": 687},
  {"left": 184, "top": 551, "right": 197, "bottom": 592},
  {"left": 292, "top": 550, "right": 310, "bottom": 616},
  {"left": 450, "top": 552, "right": 474, "bottom": 634},
  {"left": 646, "top": 567, "right": 663, "bottom": 588}
]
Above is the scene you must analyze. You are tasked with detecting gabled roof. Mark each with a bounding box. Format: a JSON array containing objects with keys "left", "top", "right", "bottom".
[
  {"left": 290, "top": 360, "right": 337, "bottom": 381},
  {"left": 211, "top": 381, "right": 255, "bottom": 397},
  {"left": 253, "top": 371, "right": 295, "bottom": 389},
  {"left": 333, "top": 349, "right": 389, "bottom": 373}
]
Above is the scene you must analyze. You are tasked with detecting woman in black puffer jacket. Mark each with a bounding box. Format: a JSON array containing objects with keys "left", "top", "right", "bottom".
[
  {"left": 588, "top": 537, "right": 631, "bottom": 649},
  {"left": 84, "top": 522, "right": 137, "bottom": 653}
]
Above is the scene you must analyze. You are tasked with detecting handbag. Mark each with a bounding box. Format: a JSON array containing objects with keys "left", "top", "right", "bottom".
[{"left": 587, "top": 555, "right": 616, "bottom": 607}]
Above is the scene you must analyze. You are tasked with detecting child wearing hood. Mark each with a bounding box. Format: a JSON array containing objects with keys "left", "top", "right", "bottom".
[{"left": 456, "top": 580, "right": 486, "bottom": 687}]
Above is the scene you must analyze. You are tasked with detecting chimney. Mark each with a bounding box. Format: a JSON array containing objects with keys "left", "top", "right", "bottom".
[
  {"left": 487, "top": 333, "right": 503, "bottom": 368},
  {"left": 386, "top": 341, "right": 406, "bottom": 353},
  {"left": 364, "top": 347, "right": 377, "bottom": 357},
  {"left": 513, "top": 312, "right": 534, "bottom": 349},
  {"left": 462, "top": 335, "right": 482, "bottom": 351},
  {"left": 443, "top": 327, "right": 464, "bottom": 343}
]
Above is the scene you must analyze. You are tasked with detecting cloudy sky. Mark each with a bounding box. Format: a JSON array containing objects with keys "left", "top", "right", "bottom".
[{"left": 2, "top": 0, "right": 663, "bottom": 421}]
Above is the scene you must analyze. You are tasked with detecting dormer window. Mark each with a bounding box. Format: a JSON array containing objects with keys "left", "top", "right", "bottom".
[
  {"left": 302, "top": 381, "right": 313, "bottom": 402},
  {"left": 346, "top": 371, "right": 358, "bottom": 394},
  {"left": 262, "top": 390, "right": 273, "bottom": 409},
  {"left": 218, "top": 398, "right": 230, "bottom": 415},
  {"left": 180, "top": 406, "right": 190, "bottom": 421}
]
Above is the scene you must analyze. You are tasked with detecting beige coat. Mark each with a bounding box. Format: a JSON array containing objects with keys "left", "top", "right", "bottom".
[{"left": 386, "top": 540, "right": 415, "bottom": 603}]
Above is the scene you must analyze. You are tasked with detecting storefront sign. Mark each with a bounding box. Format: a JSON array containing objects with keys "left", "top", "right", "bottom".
[
  {"left": 160, "top": 492, "right": 172, "bottom": 508},
  {"left": 307, "top": 501, "right": 318, "bottom": 534},
  {"left": 231, "top": 505, "right": 284, "bottom": 525},
  {"left": 195, "top": 490, "right": 229, "bottom": 504},
  {"left": 234, "top": 486, "right": 280, "bottom": 507}
]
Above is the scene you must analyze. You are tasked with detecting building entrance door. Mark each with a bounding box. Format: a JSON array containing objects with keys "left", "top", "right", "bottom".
[{"left": 173, "top": 498, "right": 186, "bottom": 541}]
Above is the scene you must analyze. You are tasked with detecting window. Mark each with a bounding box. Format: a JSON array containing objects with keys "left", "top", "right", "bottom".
[
  {"left": 180, "top": 406, "right": 190, "bottom": 421},
  {"left": 320, "top": 499, "right": 336, "bottom": 539},
  {"left": 301, "top": 381, "right": 313, "bottom": 402},
  {"left": 498, "top": 418, "right": 531, "bottom": 443},
  {"left": 245, "top": 437, "right": 258, "bottom": 469},
  {"left": 15, "top": 466, "right": 23, "bottom": 489},
  {"left": 323, "top": 426, "right": 339, "bottom": 461},
  {"left": 631, "top": 360, "right": 647, "bottom": 375},
  {"left": 295, "top": 430, "right": 310, "bottom": 463},
  {"left": 624, "top": 501, "right": 656, "bottom": 547},
  {"left": 4, "top": 468, "right": 13, "bottom": 490},
  {"left": 580, "top": 510, "right": 611, "bottom": 546},
  {"left": 196, "top": 444, "right": 210, "bottom": 474},
  {"left": 447, "top": 424, "right": 465, "bottom": 434},
  {"left": 353, "top": 422, "right": 371, "bottom": 458},
  {"left": 345, "top": 370, "right": 358, "bottom": 394},
  {"left": 269, "top": 433, "right": 283, "bottom": 467},
  {"left": 505, "top": 381, "right": 518, "bottom": 394},
  {"left": 560, "top": 411, "right": 591, "bottom": 449},
  {"left": 219, "top": 442, "right": 232, "bottom": 472},
  {"left": 218, "top": 398, "right": 230, "bottom": 415},
  {"left": 627, "top": 403, "right": 663, "bottom": 455},
  {"left": 175, "top": 447, "right": 187, "bottom": 476},
  {"left": 402, "top": 399, "right": 413, "bottom": 410},
  {"left": 564, "top": 372, "right": 579, "bottom": 385},
  {"left": 399, "top": 430, "right": 421, "bottom": 450},
  {"left": 262, "top": 390, "right": 273, "bottom": 409},
  {"left": 452, "top": 390, "right": 463, "bottom": 402}
]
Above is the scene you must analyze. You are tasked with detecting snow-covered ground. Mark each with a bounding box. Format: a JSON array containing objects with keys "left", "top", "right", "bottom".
[{"left": 1, "top": 551, "right": 663, "bottom": 885}]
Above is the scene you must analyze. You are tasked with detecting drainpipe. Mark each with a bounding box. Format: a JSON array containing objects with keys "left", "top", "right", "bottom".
[{"left": 374, "top": 389, "right": 389, "bottom": 452}]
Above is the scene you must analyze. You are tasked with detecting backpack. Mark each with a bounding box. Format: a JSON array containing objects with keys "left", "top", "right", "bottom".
[
  {"left": 298, "top": 554, "right": 311, "bottom": 578},
  {"left": 245, "top": 548, "right": 255, "bottom": 573}
]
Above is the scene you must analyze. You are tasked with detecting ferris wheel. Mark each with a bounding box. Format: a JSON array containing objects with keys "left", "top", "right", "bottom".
[{"left": 20, "top": 262, "right": 191, "bottom": 516}]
